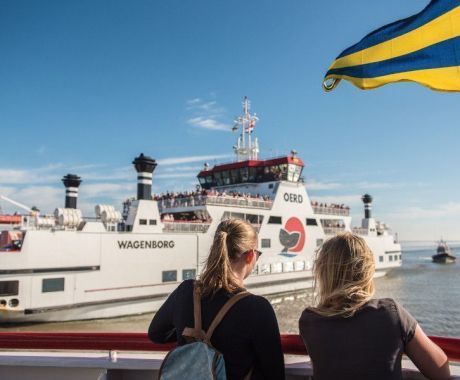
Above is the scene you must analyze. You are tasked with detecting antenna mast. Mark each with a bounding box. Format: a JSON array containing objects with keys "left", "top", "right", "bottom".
[{"left": 233, "top": 97, "right": 259, "bottom": 162}]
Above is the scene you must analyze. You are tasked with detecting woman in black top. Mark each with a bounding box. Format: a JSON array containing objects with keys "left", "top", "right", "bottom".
[
  {"left": 149, "top": 219, "right": 285, "bottom": 380},
  {"left": 299, "top": 232, "right": 450, "bottom": 380}
]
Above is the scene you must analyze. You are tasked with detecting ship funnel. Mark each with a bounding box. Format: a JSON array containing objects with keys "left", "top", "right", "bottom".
[
  {"left": 361, "top": 194, "right": 373, "bottom": 219},
  {"left": 62, "top": 174, "right": 82, "bottom": 209},
  {"left": 133, "top": 153, "right": 157, "bottom": 200}
]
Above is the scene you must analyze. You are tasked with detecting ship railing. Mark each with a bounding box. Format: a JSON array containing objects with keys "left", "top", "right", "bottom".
[
  {"left": 0, "top": 332, "right": 459, "bottom": 379},
  {"left": 162, "top": 221, "right": 211, "bottom": 233},
  {"left": 158, "top": 195, "right": 273, "bottom": 211},
  {"left": 353, "top": 227, "right": 369, "bottom": 236},
  {"left": 313, "top": 206, "right": 350, "bottom": 216},
  {"left": 323, "top": 226, "right": 346, "bottom": 235}
]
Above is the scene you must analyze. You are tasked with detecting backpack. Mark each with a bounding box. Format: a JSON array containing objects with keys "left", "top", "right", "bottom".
[{"left": 158, "top": 282, "right": 251, "bottom": 380}]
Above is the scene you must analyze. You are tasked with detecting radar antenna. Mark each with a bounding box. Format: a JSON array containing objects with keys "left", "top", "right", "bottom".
[{"left": 233, "top": 97, "right": 260, "bottom": 162}]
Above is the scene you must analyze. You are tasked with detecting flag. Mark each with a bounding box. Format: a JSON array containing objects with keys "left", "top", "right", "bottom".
[
  {"left": 246, "top": 119, "right": 256, "bottom": 133},
  {"left": 323, "top": 0, "right": 460, "bottom": 92}
]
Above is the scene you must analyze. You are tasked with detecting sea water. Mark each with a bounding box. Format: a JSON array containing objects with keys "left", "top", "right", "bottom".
[{"left": 1, "top": 245, "right": 459, "bottom": 338}]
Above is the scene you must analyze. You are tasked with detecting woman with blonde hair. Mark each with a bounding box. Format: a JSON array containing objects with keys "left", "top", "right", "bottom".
[
  {"left": 149, "top": 219, "right": 285, "bottom": 379},
  {"left": 299, "top": 232, "right": 450, "bottom": 380}
]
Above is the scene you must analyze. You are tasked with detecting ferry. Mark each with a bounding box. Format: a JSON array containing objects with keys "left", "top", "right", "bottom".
[{"left": 0, "top": 98, "right": 401, "bottom": 323}]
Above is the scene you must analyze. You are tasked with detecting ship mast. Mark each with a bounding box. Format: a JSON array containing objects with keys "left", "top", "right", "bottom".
[{"left": 233, "top": 96, "right": 259, "bottom": 162}]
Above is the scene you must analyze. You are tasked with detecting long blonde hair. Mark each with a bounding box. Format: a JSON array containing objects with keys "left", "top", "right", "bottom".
[
  {"left": 198, "top": 219, "right": 257, "bottom": 297},
  {"left": 312, "top": 232, "right": 375, "bottom": 317}
]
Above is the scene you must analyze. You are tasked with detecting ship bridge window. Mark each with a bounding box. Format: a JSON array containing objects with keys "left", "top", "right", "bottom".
[
  {"left": 268, "top": 216, "right": 282, "bottom": 224},
  {"left": 306, "top": 218, "right": 318, "bottom": 226},
  {"left": 198, "top": 176, "right": 206, "bottom": 185},
  {"left": 222, "top": 170, "right": 231, "bottom": 185},
  {"left": 230, "top": 169, "right": 241, "bottom": 183},
  {"left": 0, "top": 280, "right": 19, "bottom": 296},
  {"left": 149, "top": 219, "right": 157, "bottom": 225},
  {"left": 42, "top": 278, "right": 65, "bottom": 293},
  {"left": 139, "top": 219, "right": 147, "bottom": 225},
  {"left": 288, "top": 164, "right": 303, "bottom": 182},
  {"left": 162, "top": 270, "right": 177, "bottom": 282},
  {"left": 240, "top": 167, "right": 249, "bottom": 182},
  {"left": 248, "top": 167, "right": 257, "bottom": 181},
  {"left": 214, "top": 171, "right": 224, "bottom": 186}
]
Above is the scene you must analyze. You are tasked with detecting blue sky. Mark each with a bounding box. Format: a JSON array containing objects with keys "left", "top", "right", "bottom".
[{"left": 1, "top": 0, "right": 459, "bottom": 241}]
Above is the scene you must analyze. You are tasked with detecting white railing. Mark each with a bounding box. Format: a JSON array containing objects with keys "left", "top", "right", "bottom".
[
  {"left": 162, "top": 221, "right": 211, "bottom": 233},
  {"left": 158, "top": 195, "right": 273, "bottom": 211},
  {"left": 313, "top": 206, "right": 350, "bottom": 216},
  {"left": 353, "top": 227, "right": 369, "bottom": 235},
  {"left": 323, "top": 226, "right": 346, "bottom": 235}
]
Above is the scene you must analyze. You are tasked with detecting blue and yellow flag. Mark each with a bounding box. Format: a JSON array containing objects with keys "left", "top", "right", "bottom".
[{"left": 323, "top": 0, "right": 460, "bottom": 92}]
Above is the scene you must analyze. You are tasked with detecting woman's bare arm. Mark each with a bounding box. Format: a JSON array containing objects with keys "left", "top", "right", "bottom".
[{"left": 405, "top": 325, "right": 451, "bottom": 380}]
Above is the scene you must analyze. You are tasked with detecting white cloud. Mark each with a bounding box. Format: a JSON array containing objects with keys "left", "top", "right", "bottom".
[
  {"left": 392, "top": 202, "right": 460, "bottom": 220},
  {"left": 187, "top": 116, "right": 231, "bottom": 132},
  {"left": 156, "top": 154, "right": 231, "bottom": 166},
  {"left": 186, "top": 98, "right": 201, "bottom": 105},
  {"left": 0, "top": 167, "right": 60, "bottom": 185},
  {"left": 306, "top": 179, "right": 342, "bottom": 190},
  {"left": 185, "top": 97, "right": 230, "bottom": 132}
]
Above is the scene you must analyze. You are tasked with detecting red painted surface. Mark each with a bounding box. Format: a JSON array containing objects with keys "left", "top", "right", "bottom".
[
  {"left": 0, "top": 333, "right": 458, "bottom": 361},
  {"left": 198, "top": 156, "right": 305, "bottom": 176}
]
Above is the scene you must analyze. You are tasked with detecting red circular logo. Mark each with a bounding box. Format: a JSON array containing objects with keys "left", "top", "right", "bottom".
[{"left": 280, "top": 217, "right": 306, "bottom": 253}]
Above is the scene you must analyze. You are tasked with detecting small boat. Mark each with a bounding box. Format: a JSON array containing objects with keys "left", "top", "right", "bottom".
[{"left": 432, "top": 240, "right": 456, "bottom": 264}]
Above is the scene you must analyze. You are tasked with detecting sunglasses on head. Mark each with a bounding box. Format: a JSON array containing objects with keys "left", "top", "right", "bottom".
[{"left": 243, "top": 249, "right": 262, "bottom": 258}]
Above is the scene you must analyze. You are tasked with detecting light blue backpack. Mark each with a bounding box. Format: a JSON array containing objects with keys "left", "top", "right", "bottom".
[{"left": 158, "top": 283, "right": 250, "bottom": 380}]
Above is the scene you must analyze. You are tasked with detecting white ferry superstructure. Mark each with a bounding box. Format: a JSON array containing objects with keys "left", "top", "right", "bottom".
[{"left": 0, "top": 97, "right": 401, "bottom": 322}]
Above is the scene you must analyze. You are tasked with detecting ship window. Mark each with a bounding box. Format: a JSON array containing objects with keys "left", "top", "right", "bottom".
[
  {"left": 268, "top": 216, "right": 282, "bottom": 224},
  {"left": 126, "top": 225, "right": 132, "bottom": 232},
  {"left": 182, "top": 269, "right": 196, "bottom": 280},
  {"left": 294, "top": 261, "right": 305, "bottom": 271},
  {"left": 42, "top": 278, "right": 65, "bottom": 293},
  {"left": 261, "top": 238, "right": 271, "bottom": 248},
  {"left": 284, "top": 262, "right": 294, "bottom": 272},
  {"left": 294, "top": 165, "right": 302, "bottom": 182},
  {"left": 251, "top": 265, "right": 259, "bottom": 275},
  {"left": 240, "top": 167, "right": 249, "bottom": 182},
  {"left": 260, "top": 263, "right": 271, "bottom": 274},
  {"left": 306, "top": 218, "right": 318, "bottom": 226},
  {"left": 214, "top": 171, "right": 224, "bottom": 186},
  {"left": 316, "top": 239, "right": 324, "bottom": 247},
  {"left": 162, "top": 270, "right": 177, "bottom": 282},
  {"left": 0, "top": 281, "right": 19, "bottom": 296},
  {"left": 246, "top": 214, "right": 263, "bottom": 224},
  {"left": 389, "top": 256, "right": 393, "bottom": 262},
  {"left": 222, "top": 171, "right": 231, "bottom": 185},
  {"left": 230, "top": 169, "right": 240, "bottom": 184},
  {"left": 248, "top": 167, "right": 257, "bottom": 181},
  {"left": 139, "top": 219, "right": 147, "bottom": 225},
  {"left": 271, "top": 263, "right": 282, "bottom": 273},
  {"left": 149, "top": 219, "right": 157, "bottom": 225},
  {"left": 198, "top": 177, "right": 206, "bottom": 185},
  {"left": 379, "top": 256, "right": 384, "bottom": 262},
  {"left": 399, "top": 255, "right": 402, "bottom": 260}
]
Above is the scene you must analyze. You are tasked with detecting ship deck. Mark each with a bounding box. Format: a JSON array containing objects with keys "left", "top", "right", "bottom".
[{"left": 0, "top": 332, "right": 458, "bottom": 379}]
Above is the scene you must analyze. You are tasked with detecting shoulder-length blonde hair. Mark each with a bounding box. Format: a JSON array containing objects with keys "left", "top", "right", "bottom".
[
  {"left": 198, "top": 219, "right": 257, "bottom": 297},
  {"left": 312, "top": 232, "right": 375, "bottom": 317}
]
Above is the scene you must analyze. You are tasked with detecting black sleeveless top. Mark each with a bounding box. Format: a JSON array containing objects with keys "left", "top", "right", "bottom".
[
  {"left": 299, "top": 298, "right": 417, "bottom": 380},
  {"left": 148, "top": 279, "right": 285, "bottom": 380}
]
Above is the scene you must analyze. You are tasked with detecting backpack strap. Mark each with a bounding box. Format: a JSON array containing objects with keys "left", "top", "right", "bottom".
[
  {"left": 182, "top": 281, "right": 207, "bottom": 342},
  {"left": 205, "top": 290, "right": 251, "bottom": 342}
]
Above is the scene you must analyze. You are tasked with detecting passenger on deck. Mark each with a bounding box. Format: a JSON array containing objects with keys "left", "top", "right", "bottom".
[
  {"left": 148, "top": 219, "right": 285, "bottom": 380},
  {"left": 299, "top": 232, "right": 450, "bottom": 380}
]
